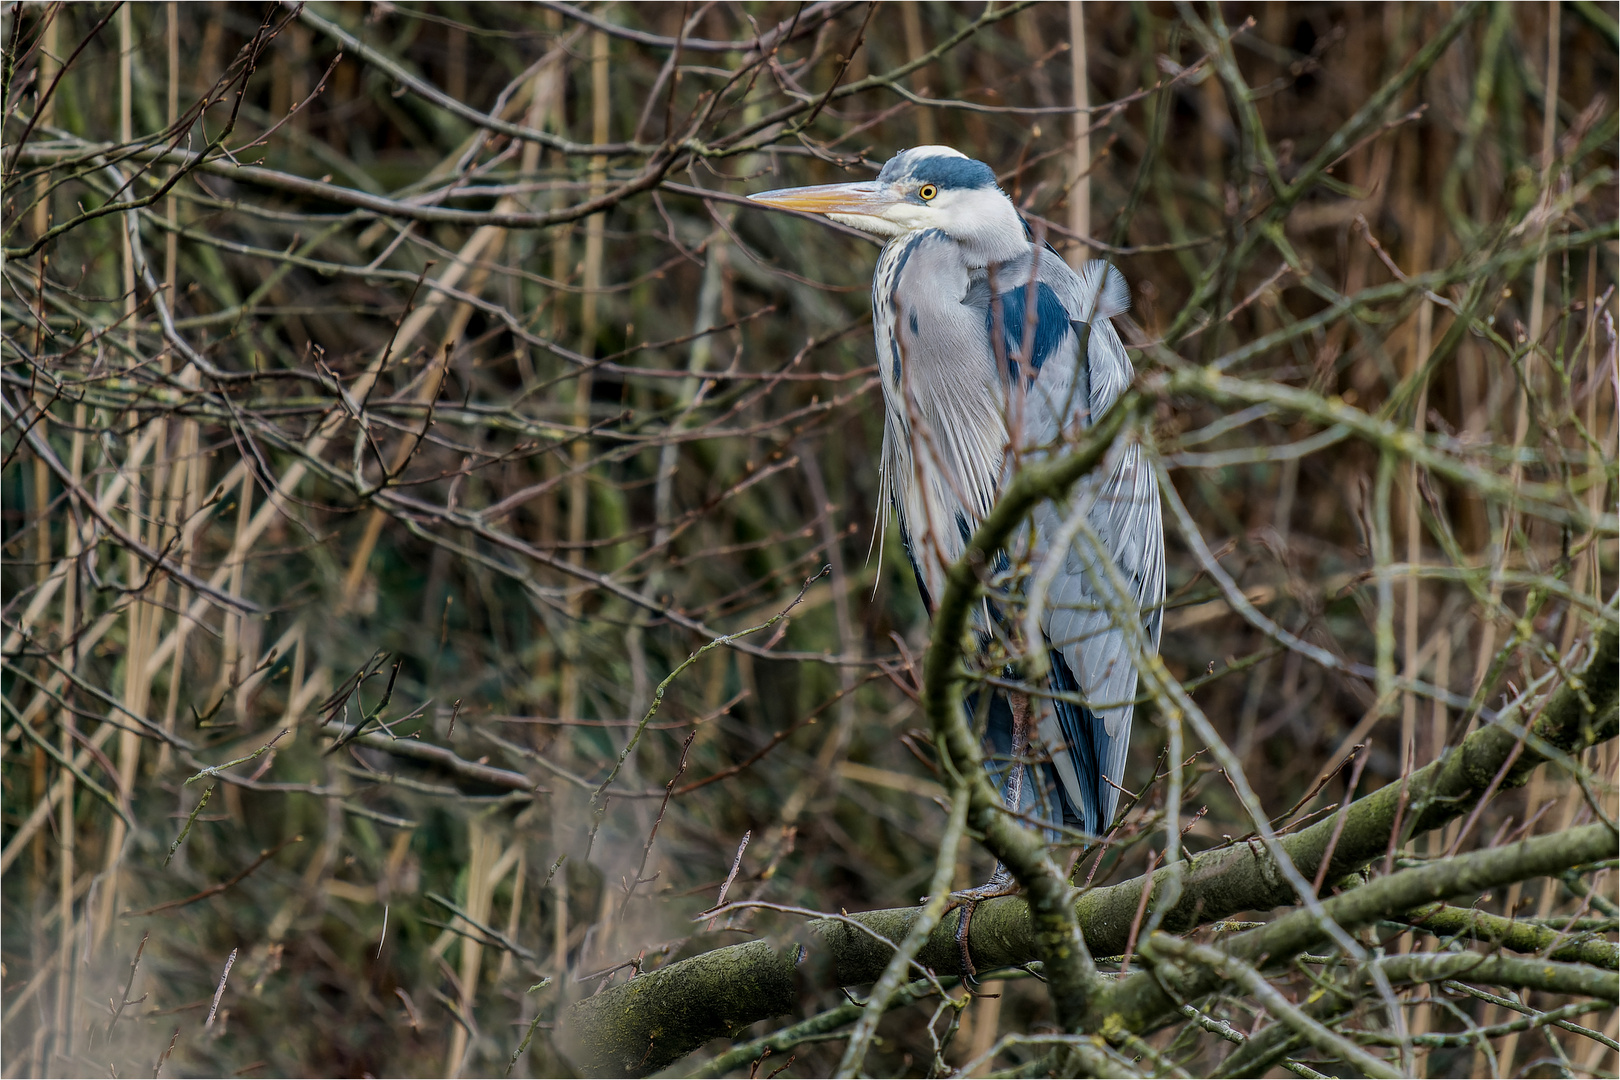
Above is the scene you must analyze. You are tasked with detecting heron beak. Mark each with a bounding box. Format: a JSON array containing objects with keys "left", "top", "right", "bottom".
[{"left": 747, "top": 181, "right": 898, "bottom": 217}]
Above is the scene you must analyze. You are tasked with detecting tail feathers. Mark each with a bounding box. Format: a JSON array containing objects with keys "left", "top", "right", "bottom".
[
  {"left": 973, "top": 641, "right": 1129, "bottom": 837},
  {"left": 1043, "top": 647, "right": 1121, "bottom": 836},
  {"left": 975, "top": 686, "right": 1112, "bottom": 837}
]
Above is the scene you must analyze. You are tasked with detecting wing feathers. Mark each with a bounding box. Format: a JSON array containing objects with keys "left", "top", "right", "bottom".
[
  {"left": 1089, "top": 261, "right": 1132, "bottom": 320},
  {"left": 878, "top": 238, "right": 1162, "bottom": 836}
]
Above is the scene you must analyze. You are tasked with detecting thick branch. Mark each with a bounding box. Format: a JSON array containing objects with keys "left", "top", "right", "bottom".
[
  {"left": 1394, "top": 902, "right": 1620, "bottom": 971},
  {"left": 560, "top": 584, "right": 1614, "bottom": 1077},
  {"left": 1085, "top": 821, "right": 1619, "bottom": 1037},
  {"left": 1069, "top": 625, "right": 1617, "bottom": 952},
  {"left": 1216, "top": 951, "right": 1620, "bottom": 1078}
]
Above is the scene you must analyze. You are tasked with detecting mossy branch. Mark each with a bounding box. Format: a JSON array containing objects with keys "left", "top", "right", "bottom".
[
  {"left": 1215, "top": 951, "right": 1620, "bottom": 1079},
  {"left": 561, "top": 464, "right": 1615, "bottom": 1077},
  {"left": 1069, "top": 624, "right": 1616, "bottom": 953},
  {"left": 1393, "top": 901, "right": 1620, "bottom": 971},
  {"left": 1087, "top": 821, "right": 1619, "bottom": 1038}
]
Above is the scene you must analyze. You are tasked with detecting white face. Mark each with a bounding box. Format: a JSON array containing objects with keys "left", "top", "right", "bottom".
[
  {"left": 888, "top": 184, "right": 1018, "bottom": 239},
  {"left": 824, "top": 206, "right": 909, "bottom": 239},
  {"left": 828, "top": 185, "right": 978, "bottom": 237},
  {"left": 752, "top": 173, "right": 1026, "bottom": 264}
]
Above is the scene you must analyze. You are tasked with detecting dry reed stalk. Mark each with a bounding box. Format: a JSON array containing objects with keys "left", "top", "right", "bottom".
[
  {"left": 50, "top": 397, "right": 88, "bottom": 1066},
  {"left": 962, "top": 982, "right": 1004, "bottom": 1077},
  {"left": 901, "top": 4, "right": 937, "bottom": 147},
  {"left": 103, "top": 6, "right": 157, "bottom": 925},
  {"left": 1396, "top": 202, "right": 1436, "bottom": 1070},
  {"left": 553, "top": 859, "right": 569, "bottom": 999},
  {"left": 164, "top": 3, "right": 178, "bottom": 297},
  {"left": 1471, "top": 6, "right": 1565, "bottom": 709},
  {"left": 1399, "top": 161, "right": 1438, "bottom": 763},
  {"left": 221, "top": 471, "right": 255, "bottom": 711},
  {"left": 444, "top": 820, "right": 499, "bottom": 1076},
  {"left": 154, "top": 395, "right": 198, "bottom": 772},
  {"left": 27, "top": 4, "right": 59, "bottom": 892},
  {"left": 532, "top": 8, "right": 569, "bottom": 721},
  {"left": 3, "top": 6, "right": 1613, "bottom": 1076},
  {"left": 497, "top": 847, "right": 527, "bottom": 985},
  {"left": 1412, "top": 625, "right": 1456, "bottom": 1080},
  {"left": 559, "top": 29, "right": 611, "bottom": 725},
  {"left": 1068, "top": 0, "right": 1090, "bottom": 266},
  {"left": 1585, "top": 1012, "right": 1620, "bottom": 1076},
  {"left": 1474, "top": 10, "right": 1563, "bottom": 1069},
  {"left": 142, "top": 0, "right": 181, "bottom": 772}
]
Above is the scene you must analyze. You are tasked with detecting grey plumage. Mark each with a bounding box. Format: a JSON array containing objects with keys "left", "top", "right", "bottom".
[{"left": 750, "top": 146, "right": 1165, "bottom": 837}]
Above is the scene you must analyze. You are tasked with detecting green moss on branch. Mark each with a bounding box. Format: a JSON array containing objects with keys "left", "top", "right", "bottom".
[
  {"left": 1215, "top": 951, "right": 1619, "bottom": 1079},
  {"left": 1069, "top": 624, "right": 1617, "bottom": 954},
  {"left": 561, "top": 539, "right": 1615, "bottom": 1078},
  {"left": 1085, "top": 821, "right": 1620, "bottom": 1037},
  {"left": 1395, "top": 902, "right": 1620, "bottom": 970}
]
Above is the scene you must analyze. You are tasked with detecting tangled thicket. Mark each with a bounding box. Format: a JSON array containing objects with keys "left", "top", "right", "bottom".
[{"left": 1, "top": 3, "right": 1616, "bottom": 1078}]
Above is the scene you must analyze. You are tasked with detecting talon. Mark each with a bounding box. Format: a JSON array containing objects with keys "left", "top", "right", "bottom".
[
  {"left": 956, "top": 896, "right": 980, "bottom": 986},
  {"left": 949, "top": 869, "right": 1020, "bottom": 986}
]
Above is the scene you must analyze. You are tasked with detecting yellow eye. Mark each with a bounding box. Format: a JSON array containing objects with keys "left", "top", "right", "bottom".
[{"left": 918, "top": 184, "right": 938, "bottom": 201}]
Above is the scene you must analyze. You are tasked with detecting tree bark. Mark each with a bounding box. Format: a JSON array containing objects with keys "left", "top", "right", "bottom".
[{"left": 560, "top": 626, "right": 1615, "bottom": 1077}]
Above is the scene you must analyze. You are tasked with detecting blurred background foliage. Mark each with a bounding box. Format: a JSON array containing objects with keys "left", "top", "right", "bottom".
[{"left": 1, "top": 2, "right": 1615, "bottom": 1076}]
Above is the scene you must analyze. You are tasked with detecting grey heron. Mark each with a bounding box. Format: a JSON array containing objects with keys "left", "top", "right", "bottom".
[{"left": 748, "top": 146, "right": 1164, "bottom": 963}]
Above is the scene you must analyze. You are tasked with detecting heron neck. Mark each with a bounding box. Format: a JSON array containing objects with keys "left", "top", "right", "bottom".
[
  {"left": 946, "top": 216, "right": 1032, "bottom": 269},
  {"left": 883, "top": 230, "right": 1028, "bottom": 271}
]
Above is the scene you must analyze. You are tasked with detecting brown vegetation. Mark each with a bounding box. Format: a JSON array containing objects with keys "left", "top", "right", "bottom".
[{"left": 2, "top": 3, "right": 1616, "bottom": 1077}]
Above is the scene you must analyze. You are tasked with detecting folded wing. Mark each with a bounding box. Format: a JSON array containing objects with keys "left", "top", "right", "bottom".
[{"left": 881, "top": 238, "right": 1164, "bottom": 835}]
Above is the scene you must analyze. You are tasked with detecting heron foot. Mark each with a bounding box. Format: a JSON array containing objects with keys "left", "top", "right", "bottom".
[{"left": 947, "top": 866, "right": 1018, "bottom": 986}]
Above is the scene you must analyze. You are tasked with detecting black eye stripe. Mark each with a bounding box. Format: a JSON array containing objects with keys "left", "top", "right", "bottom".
[{"left": 877, "top": 151, "right": 999, "bottom": 191}]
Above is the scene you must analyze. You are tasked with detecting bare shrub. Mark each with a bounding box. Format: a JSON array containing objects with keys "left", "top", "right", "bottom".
[{"left": 2, "top": 4, "right": 1615, "bottom": 1077}]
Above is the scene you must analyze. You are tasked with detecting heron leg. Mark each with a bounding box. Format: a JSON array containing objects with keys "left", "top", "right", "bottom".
[
  {"left": 1003, "top": 690, "right": 1031, "bottom": 814},
  {"left": 950, "top": 865, "right": 1015, "bottom": 985},
  {"left": 951, "top": 691, "right": 1033, "bottom": 984}
]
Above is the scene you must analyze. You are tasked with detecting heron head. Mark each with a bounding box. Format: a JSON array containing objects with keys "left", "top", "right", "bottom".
[{"left": 748, "top": 146, "right": 1026, "bottom": 263}]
